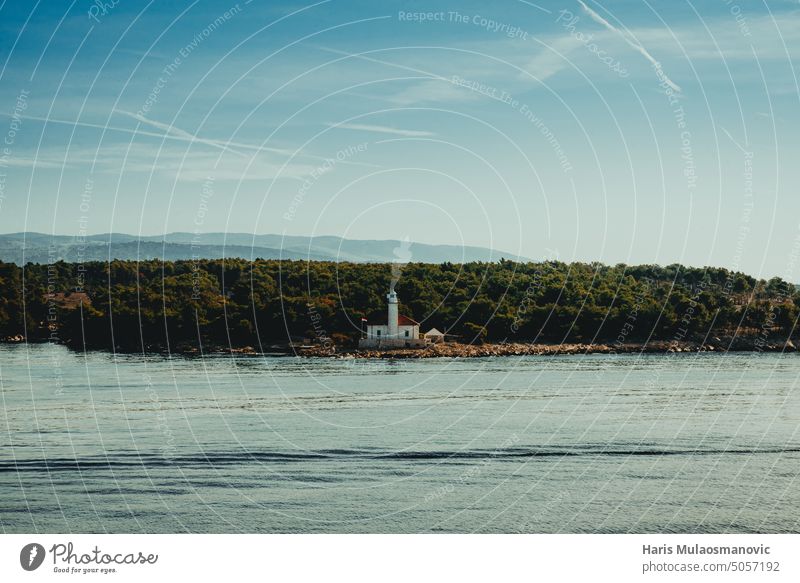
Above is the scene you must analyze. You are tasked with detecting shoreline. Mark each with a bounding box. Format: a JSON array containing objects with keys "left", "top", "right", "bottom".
[
  {"left": 298, "top": 337, "right": 798, "bottom": 359},
  {"left": 3, "top": 337, "right": 797, "bottom": 358}
]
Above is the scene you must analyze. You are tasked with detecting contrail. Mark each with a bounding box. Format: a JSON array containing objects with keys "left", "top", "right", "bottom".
[
  {"left": 115, "top": 109, "right": 250, "bottom": 158},
  {"left": 115, "top": 111, "right": 384, "bottom": 168},
  {"left": 11, "top": 111, "right": 284, "bottom": 158},
  {"left": 327, "top": 122, "right": 435, "bottom": 137},
  {"left": 721, "top": 127, "right": 750, "bottom": 155},
  {"left": 2, "top": 112, "right": 382, "bottom": 169},
  {"left": 577, "top": 0, "right": 682, "bottom": 93}
]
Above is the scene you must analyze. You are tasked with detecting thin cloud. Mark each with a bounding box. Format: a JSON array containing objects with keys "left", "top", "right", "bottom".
[
  {"left": 0, "top": 157, "right": 66, "bottom": 169},
  {"left": 521, "top": 36, "right": 579, "bottom": 81},
  {"left": 13, "top": 111, "right": 290, "bottom": 158},
  {"left": 389, "top": 79, "right": 482, "bottom": 105},
  {"left": 114, "top": 110, "right": 382, "bottom": 168},
  {"left": 4, "top": 111, "right": 379, "bottom": 170},
  {"left": 114, "top": 109, "right": 250, "bottom": 158},
  {"left": 314, "top": 45, "right": 493, "bottom": 105},
  {"left": 577, "top": 0, "right": 682, "bottom": 93},
  {"left": 327, "top": 122, "right": 435, "bottom": 137}
]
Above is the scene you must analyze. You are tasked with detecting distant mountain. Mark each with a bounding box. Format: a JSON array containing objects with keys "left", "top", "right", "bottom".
[{"left": 0, "top": 232, "right": 528, "bottom": 265}]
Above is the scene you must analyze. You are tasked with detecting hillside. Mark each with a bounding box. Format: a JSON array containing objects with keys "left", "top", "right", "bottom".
[{"left": 0, "top": 258, "right": 795, "bottom": 353}]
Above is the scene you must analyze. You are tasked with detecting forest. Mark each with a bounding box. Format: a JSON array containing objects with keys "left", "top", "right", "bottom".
[{"left": 0, "top": 258, "right": 797, "bottom": 352}]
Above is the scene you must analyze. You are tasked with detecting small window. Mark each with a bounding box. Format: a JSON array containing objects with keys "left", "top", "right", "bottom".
[
  {"left": 405, "top": 330, "right": 409, "bottom": 337},
  {"left": 377, "top": 330, "right": 381, "bottom": 336}
]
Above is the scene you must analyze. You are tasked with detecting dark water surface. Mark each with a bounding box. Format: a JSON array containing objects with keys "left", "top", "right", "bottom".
[{"left": 1, "top": 344, "right": 798, "bottom": 533}]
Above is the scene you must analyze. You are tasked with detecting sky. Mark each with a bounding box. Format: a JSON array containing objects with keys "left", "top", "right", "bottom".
[{"left": 0, "top": 0, "right": 798, "bottom": 278}]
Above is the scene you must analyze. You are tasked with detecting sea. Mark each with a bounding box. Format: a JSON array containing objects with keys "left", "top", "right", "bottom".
[{"left": 1, "top": 343, "right": 798, "bottom": 533}]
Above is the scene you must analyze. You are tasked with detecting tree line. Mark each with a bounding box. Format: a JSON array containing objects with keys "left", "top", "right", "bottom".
[{"left": 0, "top": 258, "right": 797, "bottom": 351}]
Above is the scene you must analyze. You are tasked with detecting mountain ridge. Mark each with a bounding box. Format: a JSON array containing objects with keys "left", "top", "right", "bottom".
[{"left": 0, "top": 232, "right": 528, "bottom": 265}]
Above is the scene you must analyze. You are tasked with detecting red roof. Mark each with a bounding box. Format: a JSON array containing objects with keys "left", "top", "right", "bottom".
[
  {"left": 398, "top": 315, "right": 419, "bottom": 326},
  {"left": 366, "top": 314, "right": 420, "bottom": 326}
]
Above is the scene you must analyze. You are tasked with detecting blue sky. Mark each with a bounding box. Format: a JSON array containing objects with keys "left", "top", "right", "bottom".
[{"left": 0, "top": 0, "right": 798, "bottom": 277}]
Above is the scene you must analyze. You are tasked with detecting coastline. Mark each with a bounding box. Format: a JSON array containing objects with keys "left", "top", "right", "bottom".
[
  {"left": 3, "top": 336, "right": 797, "bottom": 358},
  {"left": 298, "top": 337, "right": 798, "bottom": 358}
]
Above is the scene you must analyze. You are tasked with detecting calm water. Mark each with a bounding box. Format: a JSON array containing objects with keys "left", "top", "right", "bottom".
[{"left": 1, "top": 343, "right": 799, "bottom": 533}]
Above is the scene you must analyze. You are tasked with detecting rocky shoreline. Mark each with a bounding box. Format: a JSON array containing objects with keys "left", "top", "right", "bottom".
[{"left": 298, "top": 337, "right": 799, "bottom": 359}]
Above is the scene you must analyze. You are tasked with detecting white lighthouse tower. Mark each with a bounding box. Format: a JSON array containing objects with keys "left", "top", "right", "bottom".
[{"left": 387, "top": 288, "right": 399, "bottom": 339}]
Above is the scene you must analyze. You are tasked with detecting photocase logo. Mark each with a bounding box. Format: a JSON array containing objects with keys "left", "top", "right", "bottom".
[{"left": 20, "top": 543, "right": 46, "bottom": 571}]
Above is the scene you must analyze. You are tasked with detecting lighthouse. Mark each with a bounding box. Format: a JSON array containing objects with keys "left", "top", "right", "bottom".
[
  {"left": 360, "top": 284, "right": 430, "bottom": 348},
  {"left": 387, "top": 288, "right": 399, "bottom": 339}
]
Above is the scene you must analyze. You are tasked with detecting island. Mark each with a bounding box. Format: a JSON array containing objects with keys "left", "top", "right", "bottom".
[{"left": 0, "top": 258, "right": 797, "bottom": 356}]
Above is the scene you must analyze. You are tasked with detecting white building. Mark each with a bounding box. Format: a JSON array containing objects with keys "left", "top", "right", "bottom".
[
  {"left": 423, "top": 327, "right": 445, "bottom": 343},
  {"left": 359, "top": 288, "right": 427, "bottom": 348}
]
